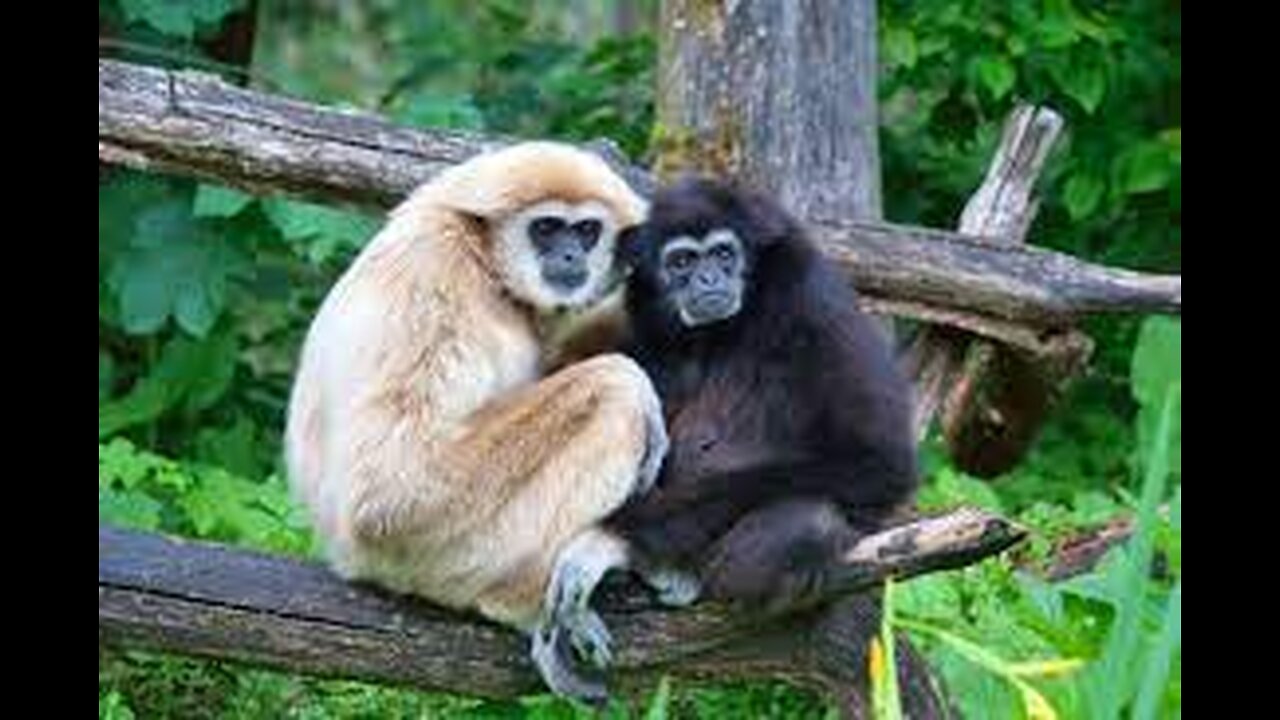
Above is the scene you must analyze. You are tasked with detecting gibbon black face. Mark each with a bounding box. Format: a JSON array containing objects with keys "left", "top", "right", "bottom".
[
  {"left": 529, "top": 214, "right": 604, "bottom": 291},
  {"left": 497, "top": 199, "right": 622, "bottom": 311},
  {"left": 658, "top": 230, "right": 745, "bottom": 327},
  {"left": 621, "top": 178, "right": 790, "bottom": 333}
]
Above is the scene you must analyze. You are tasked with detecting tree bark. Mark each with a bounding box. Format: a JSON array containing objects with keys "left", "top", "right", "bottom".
[
  {"left": 655, "top": 0, "right": 881, "bottom": 222},
  {"left": 101, "top": 509, "right": 1021, "bottom": 714},
  {"left": 905, "top": 105, "right": 1091, "bottom": 475}
]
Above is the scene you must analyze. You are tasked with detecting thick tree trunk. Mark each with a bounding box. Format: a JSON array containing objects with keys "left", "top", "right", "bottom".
[{"left": 655, "top": 0, "right": 881, "bottom": 222}]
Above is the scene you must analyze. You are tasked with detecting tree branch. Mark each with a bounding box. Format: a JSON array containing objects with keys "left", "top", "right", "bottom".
[
  {"left": 99, "top": 509, "right": 1022, "bottom": 701},
  {"left": 99, "top": 60, "right": 1180, "bottom": 340}
]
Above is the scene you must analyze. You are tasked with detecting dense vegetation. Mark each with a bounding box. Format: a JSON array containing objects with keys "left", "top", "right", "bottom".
[{"left": 99, "top": 1, "right": 1180, "bottom": 717}]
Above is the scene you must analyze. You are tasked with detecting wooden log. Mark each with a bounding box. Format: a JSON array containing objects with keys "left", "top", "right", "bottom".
[
  {"left": 906, "top": 105, "right": 1093, "bottom": 476},
  {"left": 100, "top": 509, "right": 1023, "bottom": 711},
  {"left": 98, "top": 59, "right": 1181, "bottom": 338}
]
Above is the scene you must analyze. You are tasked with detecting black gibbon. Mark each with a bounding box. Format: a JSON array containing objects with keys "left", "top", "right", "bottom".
[
  {"left": 605, "top": 177, "right": 918, "bottom": 613},
  {"left": 285, "top": 142, "right": 668, "bottom": 702}
]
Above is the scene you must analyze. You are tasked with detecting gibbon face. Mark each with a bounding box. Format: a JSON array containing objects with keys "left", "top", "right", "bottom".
[
  {"left": 427, "top": 141, "right": 647, "bottom": 314},
  {"left": 654, "top": 229, "right": 746, "bottom": 327},
  {"left": 495, "top": 198, "right": 623, "bottom": 311}
]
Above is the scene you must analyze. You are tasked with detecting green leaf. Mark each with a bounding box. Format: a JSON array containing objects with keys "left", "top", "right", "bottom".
[
  {"left": 108, "top": 199, "right": 246, "bottom": 337},
  {"left": 898, "top": 619, "right": 1074, "bottom": 720},
  {"left": 194, "top": 416, "right": 265, "bottom": 477},
  {"left": 100, "top": 352, "right": 116, "bottom": 401},
  {"left": 974, "top": 55, "right": 1016, "bottom": 99},
  {"left": 1038, "top": 0, "right": 1081, "bottom": 48},
  {"left": 118, "top": 0, "right": 246, "bottom": 38},
  {"left": 1131, "top": 317, "right": 1181, "bottom": 408},
  {"left": 1057, "top": 60, "right": 1106, "bottom": 113},
  {"left": 391, "top": 93, "right": 486, "bottom": 131},
  {"left": 643, "top": 676, "right": 672, "bottom": 720},
  {"left": 188, "top": 0, "right": 247, "bottom": 24},
  {"left": 1116, "top": 142, "right": 1173, "bottom": 195},
  {"left": 1062, "top": 173, "right": 1104, "bottom": 220},
  {"left": 100, "top": 173, "right": 173, "bottom": 262},
  {"left": 182, "top": 330, "right": 239, "bottom": 411},
  {"left": 98, "top": 330, "right": 239, "bottom": 437},
  {"left": 177, "top": 469, "right": 305, "bottom": 553},
  {"left": 98, "top": 358, "right": 183, "bottom": 438},
  {"left": 262, "top": 199, "right": 380, "bottom": 262},
  {"left": 883, "top": 28, "right": 919, "bottom": 70},
  {"left": 1132, "top": 579, "right": 1181, "bottom": 720},
  {"left": 1072, "top": 7, "right": 1118, "bottom": 45},
  {"left": 1136, "top": 313, "right": 1182, "bottom": 476},
  {"left": 193, "top": 184, "right": 255, "bottom": 218},
  {"left": 119, "top": 0, "right": 196, "bottom": 37},
  {"left": 1005, "top": 34, "right": 1028, "bottom": 57},
  {"left": 1085, "top": 384, "right": 1178, "bottom": 717},
  {"left": 100, "top": 689, "right": 138, "bottom": 720},
  {"left": 100, "top": 438, "right": 162, "bottom": 491},
  {"left": 896, "top": 575, "right": 964, "bottom": 624},
  {"left": 872, "top": 580, "right": 904, "bottom": 720},
  {"left": 99, "top": 486, "right": 163, "bottom": 530},
  {"left": 1136, "top": 319, "right": 1182, "bottom": 476},
  {"left": 1161, "top": 128, "right": 1182, "bottom": 165},
  {"left": 919, "top": 467, "right": 1005, "bottom": 513}
]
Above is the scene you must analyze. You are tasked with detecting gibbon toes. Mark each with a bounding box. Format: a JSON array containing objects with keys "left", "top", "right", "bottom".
[
  {"left": 531, "top": 621, "right": 610, "bottom": 707},
  {"left": 642, "top": 565, "right": 702, "bottom": 607}
]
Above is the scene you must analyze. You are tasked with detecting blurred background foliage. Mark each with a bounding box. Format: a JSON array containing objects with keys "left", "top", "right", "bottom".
[{"left": 99, "top": 1, "right": 1179, "bottom": 717}]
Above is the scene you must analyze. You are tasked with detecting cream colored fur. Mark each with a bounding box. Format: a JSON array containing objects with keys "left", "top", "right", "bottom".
[{"left": 285, "top": 142, "right": 663, "bottom": 629}]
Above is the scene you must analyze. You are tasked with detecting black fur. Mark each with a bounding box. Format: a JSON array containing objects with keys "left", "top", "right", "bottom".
[{"left": 607, "top": 178, "right": 917, "bottom": 612}]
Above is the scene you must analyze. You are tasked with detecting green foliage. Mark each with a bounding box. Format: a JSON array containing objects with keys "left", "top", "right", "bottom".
[
  {"left": 99, "top": 689, "right": 136, "bottom": 720},
  {"left": 871, "top": 580, "right": 905, "bottom": 720},
  {"left": 101, "top": 176, "right": 263, "bottom": 337},
  {"left": 118, "top": 0, "right": 245, "bottom": 40},
  {"left": 899, "top": 312, "right": 1181, "bottom": 720},
  {"left": 251, "top": 1, "right": 656, "bottom": 159},
  {"left": 1077, "top": 349, "right": 1179, "bottom": 718},
  {"left": 100, "top": 438, "right": 311, "bottom": 555},
  {"left": 100, "top": 169, "right": 372, "bottom": 477},
  {"left": 1131, "top": 317, "right": 1181, "bottom": 475},
  {"left": 644, "top": 676, "right": 672, "bottom": 720},
  {"left": 100, "top": 652, "right": 484, "bottom": 720},
  {"left": 878, "top": 0, "right": 1181, "bottom": 316},
  {"left": 99, "top": 329, "right": 238, "bottom": 437}
]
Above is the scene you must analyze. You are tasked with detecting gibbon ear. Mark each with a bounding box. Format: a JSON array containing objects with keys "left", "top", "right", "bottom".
[
  {"left": 460, "top": 210, "right": 490, "bottom": 234},
  {"left": 617, "top": 224, "right": 646, "bottom": 268}
]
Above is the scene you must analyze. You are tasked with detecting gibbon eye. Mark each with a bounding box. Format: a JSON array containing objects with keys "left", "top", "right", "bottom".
[
  {"left": 666, "top": 249, "right": 697, "bottom": 272},
  {"left": 530, "top": 216, "right": 565, "bottom": 241},
  {"left": 573, "top": 220, "right": 603, "bottom": 249},
  {"left": 711, "top": 244, "right": 736, "bottom": 262}
]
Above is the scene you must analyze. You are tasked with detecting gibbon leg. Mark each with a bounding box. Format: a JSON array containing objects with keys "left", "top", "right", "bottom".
[
  {"left": 699, "top": 498, "right": 856, "bottom": 614},
  {"left": 531, "top": 526, "right": 631, "bottom": 704},
  {"left": 455, "top": 354, "right": 665, "bottom": 703},
  {"left": 344, "top": 354, "right": 663, "bottom": 701}
]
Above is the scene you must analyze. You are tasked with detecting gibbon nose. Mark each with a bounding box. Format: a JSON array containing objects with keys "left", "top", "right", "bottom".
[{"left": 694, "top": 269, "right": 721, "bottom": 290}]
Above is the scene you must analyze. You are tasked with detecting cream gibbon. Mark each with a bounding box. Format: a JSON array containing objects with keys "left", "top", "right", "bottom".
[{"left": 285, "top": 142, "right": 667, "bottom": 702}]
